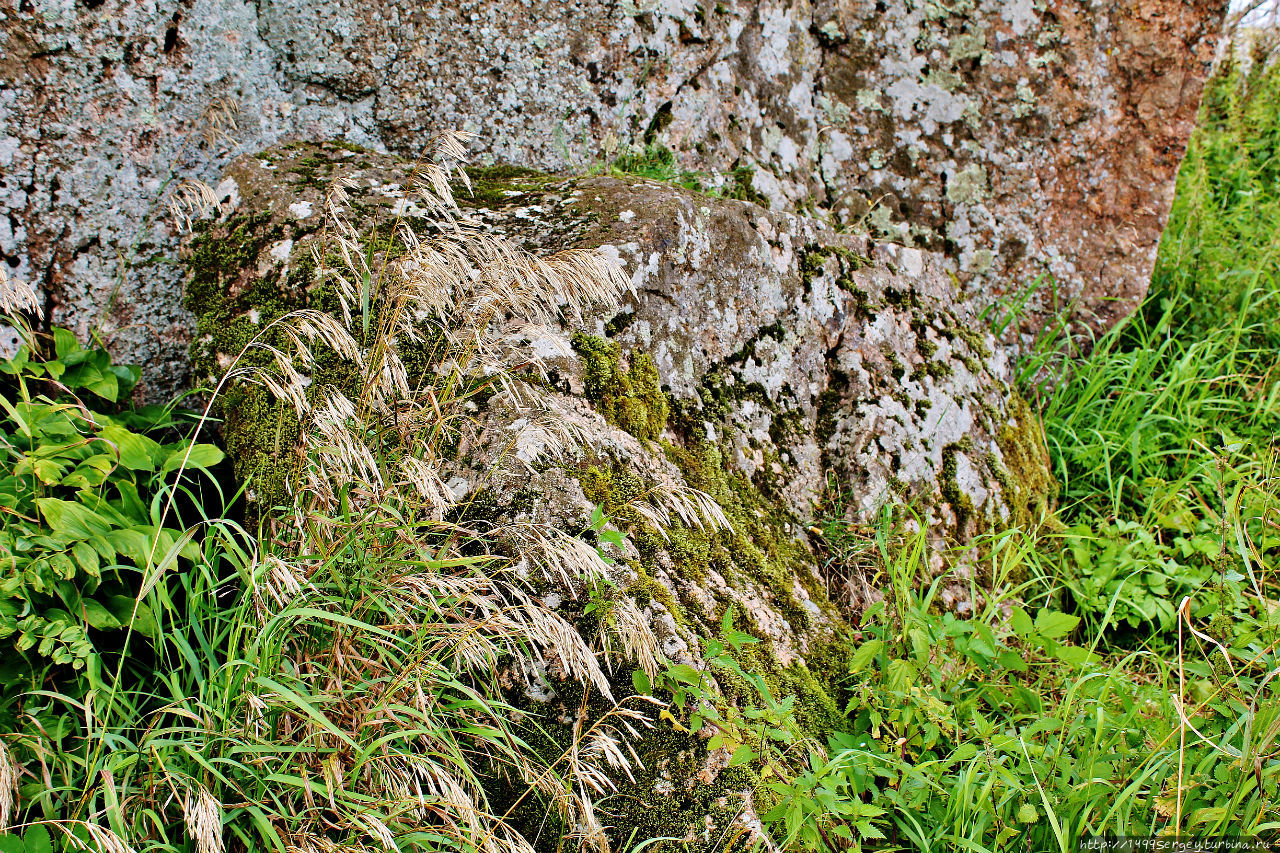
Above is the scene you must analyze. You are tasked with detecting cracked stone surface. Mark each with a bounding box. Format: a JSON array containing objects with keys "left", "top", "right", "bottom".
[
  {"left": 0, "top": 0, "right": 1225, "bottom": 401},
  {"left": 185, "top": 141, "right": 1061, "bottom": 838},
  {"left": 202, "top": 140, "right": 1049, "bottom": 555}
]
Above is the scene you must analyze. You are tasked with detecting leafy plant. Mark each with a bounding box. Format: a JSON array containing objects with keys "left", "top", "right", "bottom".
[{"left": 0, "top": 329, "right": 224, "bottom": 676}]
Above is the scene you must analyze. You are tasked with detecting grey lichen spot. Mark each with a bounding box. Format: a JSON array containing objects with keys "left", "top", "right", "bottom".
[
  {"left": 968, "top": 248, "right": 995, "bottom": 274},
  {"left": 926, "top": 68, "right": 964, "bottom": 93},
  {"left": 819, "top": 94, "right": 853, "bottom": 125},
  {"left": 856, "top": 89, "right": 887, "bottom": 114},
  {"left": 1012, "top": 80, "right": 1037, "bottom": 118}
]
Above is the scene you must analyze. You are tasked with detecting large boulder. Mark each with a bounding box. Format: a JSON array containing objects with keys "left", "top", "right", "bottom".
[
  {"left": 183, "top": 139, "right": 1056, "bottom": 841},
  {"left": 194, "top": 141, "right": 1054, "bottom": 546},
  {"left": 0, "top": 0, "right": 1226, "bottom": 399}
]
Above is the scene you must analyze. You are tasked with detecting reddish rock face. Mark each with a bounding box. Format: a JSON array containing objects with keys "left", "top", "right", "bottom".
[{"left": 0, "top": 0, "right": 1226, "bottom": 397}]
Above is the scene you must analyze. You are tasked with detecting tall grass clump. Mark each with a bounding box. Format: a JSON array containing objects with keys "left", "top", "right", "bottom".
[
  {"left": 1015, "top": 51, "right": 1280, "bottom": 640},
  {"left": 1, "top": 132, "right": 731, "bottom": 853}
]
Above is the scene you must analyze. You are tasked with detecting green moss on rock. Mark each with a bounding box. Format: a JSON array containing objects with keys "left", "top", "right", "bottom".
[
  {"left": 573, "top": 333, "right": 670, "bottom": 442},
  {"left": 940, "top": 436, "right": 976, "bottom": 533},
  {"left": 461, "top": 164, "right": 558, "bottom": 208},
  {"left": 992, "top": 394, "right": 1058, "bottom": 528}
]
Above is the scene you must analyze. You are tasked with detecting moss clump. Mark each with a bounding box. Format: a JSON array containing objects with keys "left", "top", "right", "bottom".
[
  {"left": 816, "top": 369, "right": 850, "bottom": 446},
  {"left": 573, "top": 333, "right": 670, "bottom": 442},
  {"left": 603, "top": 732, "right": 757, "bottom": 851},
  {"left": 724, "top": 161, "right": 768, "bottom": 205},
  {"left": 460, "top": 164, "right": 558, "bottom": 208},
  {"left": 940, "top": 436, "right": 977, "bottom": 534},
  {"left": 799, "top": 245, "right": 876, "bottom": 320},
  {"left": 185, "top": 213, "right": 309, "bottom": 513},
  {"left": 183, "top": 202, "right": 424, "bottom": 519},
  {"left": 576, "top": 430, "right": 855, "bottom": 744},
  {"left": 603, "top": 309, "right": 637, "bottom": 338},
  {"left": 992, "top": 394, "right": 1058, "bottom": 528}
]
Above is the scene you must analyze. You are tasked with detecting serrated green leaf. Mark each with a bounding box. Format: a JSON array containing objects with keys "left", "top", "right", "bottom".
[
  {"left": 997, "top": 649, "right": 1027, "bottom": 672},
  {"left": 850, "top": 639, "right": 883, "bottom": 673},
  {"left": 22, "top": 824, "right": 50, "bottom": 853}
]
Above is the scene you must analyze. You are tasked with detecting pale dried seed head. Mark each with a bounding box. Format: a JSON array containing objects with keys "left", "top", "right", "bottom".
[
  {"left": 260, "top": 554, "right": 305, "bottom": 608},
  {"left": 198, "top": 96, "right": 240, "bottom": 147},
  {"left": 498, "top": 594, "right": 613, "bottom": 702},
  {"left": 182, "top": 785, "right": 224, "bottom": 853},
  {"left": 397, "top": 456, "right": 454, "bottom": 520},
  {"left": 244, "top": 691, "right": 269, "bottom": 738},
  {"left": 609, "top": 596, "right": 664, "bottom": 682},
  {"left": 633, "top": 481, "right": 732, "bottom": 541},
  {"left": 69, "top": 823, "right": 135, "bottom": 853},
  {"left": 498, "top": 524, "right": 612, "bottom": 593},
  {"left": 325, "top": 174, "right": 359, "bottom": 213},
  {"left": 358, "top": 813, "right": 396, "bottom": 851},
  {"left": 0, "top": 741, "right": 16, "bottom": 830},
  {"left": 0, "top": 268, "right": 41, "bottom": 321},
  {"left": 200, "top": 128, "right": 709, "bottom": 851},
  {"left": 168, "top": 179, "right": 222, "bottom": 233}
]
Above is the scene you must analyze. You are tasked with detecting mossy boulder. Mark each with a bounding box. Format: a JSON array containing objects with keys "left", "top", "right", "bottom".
[{"left": 183, "top": 140, "right": 1057, "bottom": 847}]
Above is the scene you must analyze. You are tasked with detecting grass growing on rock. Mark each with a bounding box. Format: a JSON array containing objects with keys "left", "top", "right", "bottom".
[{"left": 3, "top": 49, "right": 1279, "bottom": 853}]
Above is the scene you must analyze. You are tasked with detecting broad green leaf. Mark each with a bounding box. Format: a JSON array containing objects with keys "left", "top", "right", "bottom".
[
  {"left": 100, "top": 425, "right": 161, "bottom": 471},
  {"left": 71, "top": 541, "right": 100, "bottom": 577},
  {"left": 162, "top": 442, "right": 226, "bottom": 474},
  {"left": 49, "top": 552, "right": 76, "bottom": 580},
  {"left": 632, "top": 669, "right": 652, "bottom": 696},
  {"left": 36, "top": 498, "right": 112, "bottom": 538},
  {"left": 82, "top": 598, "right": 122, "bottom": 630},
  {"left": 83, "top": 369, "right": 119, "bottom": 401},
  {"left": 52, "top": 328, "right": 80, "bottom": 360},
  {"left": 32, "top": 459, "right": 65, "bottom": 485},
  {"left": 0, "top": 834, "right": 22, "bottom": 853},
  {"left": 1054, "top": 645, "right": 1097, "bottom": 667},
  {"left": 110, "top": 363, "right": 142, "bottom": 398},
  {"left": 728, "top": 744, "right": 757, "bottom": 767},
  {"left": 1034, "top": 609, "right": 1080, "bottom": 639},
  {"left": 129, "top": 601, "right": 160, "bottom": 639},
  {"left": 105, "top": 528, "right": 151, "bottom": 564}
]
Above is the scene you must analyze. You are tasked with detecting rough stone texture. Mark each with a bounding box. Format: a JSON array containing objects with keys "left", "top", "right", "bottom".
[
  {"left": 204, "top": 141, "right": 1048, "bottom": 541},
  {"left": 0, "top": 0, "right": 1226, "bottom": 400},
  {"left": 187, "top": 137, "right": 1058, "bottom": 844}
]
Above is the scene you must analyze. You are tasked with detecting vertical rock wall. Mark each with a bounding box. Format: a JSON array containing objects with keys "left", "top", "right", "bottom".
[{"left": 0, "top": 0, "right": 1226, "bottom": 397}]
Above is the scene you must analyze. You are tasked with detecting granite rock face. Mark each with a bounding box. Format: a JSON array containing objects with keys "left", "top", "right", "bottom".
[
  {"left": 197, "top": 141, "right": 1053, "bottom": 545},
  {"left": 0, "top": 0, "right": 1226, "bottom": 400},
  {"left": 185, "top": 138, "right": 1058, "bottom": 844}
]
